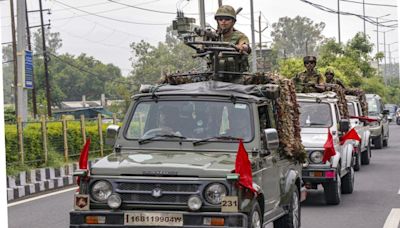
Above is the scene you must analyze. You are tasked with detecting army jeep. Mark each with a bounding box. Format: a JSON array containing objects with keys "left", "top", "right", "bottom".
[
  {"left": 298, "top": 92, "right": 355, "bottom": 205},
  {"left": 346, "top": 95, "right": 372, "bottom": 170},
  {"left": 70, "top": 81, "right": 303, "bottom": 228}
]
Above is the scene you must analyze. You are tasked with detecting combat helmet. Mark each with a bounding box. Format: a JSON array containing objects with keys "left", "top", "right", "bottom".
[
  {"left": 215, "top": 5, "right": 236, "bottom": 21},
  {"left": 325, "top": 67, "right": 335, "bottom": 75},
  {"left": 303, "top": 55, "right": 317, "bottom": 63}
]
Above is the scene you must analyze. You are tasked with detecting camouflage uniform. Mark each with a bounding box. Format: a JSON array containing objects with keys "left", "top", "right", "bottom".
[
  {"left": 293, "top": 56, "right": 324, "bottom": 93},
  {"left": 222, "top": 29, "right": 249, "bottom": 46},
  {"left": 325, "top": 68, "right": 345, "bottom": 88}
]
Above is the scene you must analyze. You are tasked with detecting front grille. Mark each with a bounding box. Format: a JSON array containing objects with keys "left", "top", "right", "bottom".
[
  {"left": 115, "top": 181, "right": 201, "bottom": 205},
  {"left": 118, "top": 183, "right": 198, "bottom": 192}
]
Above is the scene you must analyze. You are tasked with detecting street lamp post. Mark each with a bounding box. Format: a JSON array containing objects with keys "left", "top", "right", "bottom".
[{"left": 374, "top": 28, "right": 395, "bottom": 84}]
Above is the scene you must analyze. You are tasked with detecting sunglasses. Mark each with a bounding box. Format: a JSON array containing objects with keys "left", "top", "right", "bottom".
[
  {"left": 325, "top": 73, "right": 334, "bottom": 76},
  {"left": 216, "top": 17, "right": 233, "bottom": 21},
  {"left": 304, "top": 61, "right": 316, "bottom": 65}
]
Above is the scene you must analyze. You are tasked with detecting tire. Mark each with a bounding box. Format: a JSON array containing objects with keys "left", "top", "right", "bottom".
[
  {"left": 341, "top": 166, "right": 354, "bottom": 194},
  {"left": 323, "top": 169, "right": 341, "bottom": 205},
  {"left": 361, "top": 140, "right": 371, "bottom": 165},
  {"left": 374, "top": 134, "right": 383, "bottom": 149},
  {"left": 383, "top": 131, "right": 389, "bottom": 147},
  {"left": 273, "top": 188, "right": 301, "bottom": 228},
  {"left": 354, "top": 147, "right": 361, "bottom": 171},
  {"left": 397, "top": 118, "right": 400, "bottom": 125},
  {"left": 247, "top": 202, "right": 262, "bottom": 228}
]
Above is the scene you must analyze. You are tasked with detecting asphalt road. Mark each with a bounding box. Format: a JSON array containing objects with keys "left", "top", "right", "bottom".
[{"left": 7, "top": 124, "right": 400, "bottom": 228}]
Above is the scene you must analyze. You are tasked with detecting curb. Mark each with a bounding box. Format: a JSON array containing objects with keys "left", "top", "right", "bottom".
[{"left": 7, "top": 160, "right": 98, "bottom": 202}]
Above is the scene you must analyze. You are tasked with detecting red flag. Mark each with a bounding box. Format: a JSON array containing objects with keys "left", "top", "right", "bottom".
[
  {"left": 322, "top": 130, "right": 336, "bottom": 163},
  {"left": 235, "top": 140, "right": 256, "bottom": 193},
  {"left": 340, "top": 128, "right": 361, "bottom": 145},
  {"left": 79, "top": 138, "right": 91, "bottom": 170},
  {"left": 350, "top": 116, "right": 378, "bottom": 123}
]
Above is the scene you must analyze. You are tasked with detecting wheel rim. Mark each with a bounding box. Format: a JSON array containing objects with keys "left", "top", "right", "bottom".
[
  {"left": 251, "top": 210, "right": 261, "bottom": 228},
  {"left": 292, "top": 191, "right": 300, "bottom": 228}
]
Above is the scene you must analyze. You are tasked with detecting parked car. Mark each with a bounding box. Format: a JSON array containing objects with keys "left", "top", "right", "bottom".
[
  {"left": 366, "top": 94, "right": 390, "bottom": 149},
  {"left": 346, "top": 95, "right": 372, "bottom": 170},
  {"left": 298, "top": 92, "right": 355, "bottom": 205},
  {"left": 384, "top": 104, "right": 398, "bottom": 123},
  {"left": 70, "top": 81, "right": 303, "bottom": 228},
  {"left": 397, "top": 108, "right": 400, "bottom": 125}
]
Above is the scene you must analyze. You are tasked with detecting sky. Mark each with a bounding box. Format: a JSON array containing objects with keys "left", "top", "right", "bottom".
[{"left": 1, "top": 0, "right": 398, "bottom": 76}]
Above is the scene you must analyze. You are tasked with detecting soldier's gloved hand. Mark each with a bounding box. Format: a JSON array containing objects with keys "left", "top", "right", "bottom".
[{"left": 236, "top": 43, "right": 249, "bottom": 54}]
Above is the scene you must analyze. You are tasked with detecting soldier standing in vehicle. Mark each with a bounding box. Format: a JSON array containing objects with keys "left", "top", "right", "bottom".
[
  {"left": 293, "top": 56, "right": 325, "bottom": 93},
  {"left": 325, "top": 68, "right": 345, "bottom": 89},
  {"left": 215, "top": 5, "right": 251, "bottom": 54}
]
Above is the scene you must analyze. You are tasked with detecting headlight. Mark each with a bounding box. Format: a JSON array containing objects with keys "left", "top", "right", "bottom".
[
  {"left": 91, "top": 180, "right": 112, "bottom": 202},
  {"left": 204, "top": 183, "right": 227, "bottom": 205},
  {"left": 309, "top": 151, "right": 323, "bottom": 164},
  {"left": 107, "top": 194, "right": 122, "bottom": 209},
  {"left": 188, "top": 195, "right": 202, "bottom": 211}
]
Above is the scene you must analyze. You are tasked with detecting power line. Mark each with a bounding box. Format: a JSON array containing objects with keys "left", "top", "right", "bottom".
[
  {"left": 52, "top": 0, "right": 169, "bottom": 26},
  {"left": 300, "top": 0, "right": 398, "bottom": 28},
  {"left": 340, "top": 0, "right": 397, "bottom": 8}
]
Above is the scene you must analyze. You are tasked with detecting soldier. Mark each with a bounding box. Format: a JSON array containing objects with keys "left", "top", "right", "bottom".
[
  {"left": 293, "top": 55, "right": 324, "bottom": 93},
  {"left": 215, "top": 5, "right": 251, "bottom": 54},
  {"left": 325, "top": 68, "right": 345, "bottom": 88}
]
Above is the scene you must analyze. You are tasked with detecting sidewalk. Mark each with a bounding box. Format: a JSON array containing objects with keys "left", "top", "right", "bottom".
[{"left": 6, "top": 160, "right": 97, "bottom": 202}]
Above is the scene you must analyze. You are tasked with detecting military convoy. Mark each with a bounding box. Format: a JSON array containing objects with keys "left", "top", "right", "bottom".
[{"left": 69, "top": 6, "right": 389, "bottom": 227}]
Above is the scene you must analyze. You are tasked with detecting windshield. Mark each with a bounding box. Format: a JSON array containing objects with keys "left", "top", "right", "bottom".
[
  {"left": 384, "top": 104, "right": 397, "bottom": 113},
  {"left": 347, "top": 103, "right": 356, "bottom": 116},
  {"left": 299, "top": 102, "right": 332, "bottom": 128},
  {"left": 367, "top": 98, "right": 380, "bottom": 115},
  {"left": 125, "top": 100, "right": 253, "bottom": 142}
]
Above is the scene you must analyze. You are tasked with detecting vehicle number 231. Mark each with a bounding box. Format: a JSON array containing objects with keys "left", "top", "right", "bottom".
[{"left": 221, "top": 196, "right": 238, "bottom": 212}]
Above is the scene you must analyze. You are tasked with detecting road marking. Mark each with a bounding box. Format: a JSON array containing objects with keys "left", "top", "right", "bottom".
[
  {"left": 383, "top": 208, "right": 400, "bottom": 228},
  {"left": 8, "top": 186, "right": 78, "bottom": 207}
]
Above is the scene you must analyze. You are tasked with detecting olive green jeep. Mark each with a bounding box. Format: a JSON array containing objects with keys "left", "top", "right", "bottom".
[{"left": 70, "top": 81, "right": 303, "bottom": 228}]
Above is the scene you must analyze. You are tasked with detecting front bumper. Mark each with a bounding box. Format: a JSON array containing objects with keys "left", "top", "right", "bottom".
[
  {"left": 70, "top": 210, "right": 247, "bottom": 228},
  {"left": 369, "top": 125, "right": 381, "bottom": 138},
  {"left": 302, "top": 166, "right": 337, "bottom": 184}
]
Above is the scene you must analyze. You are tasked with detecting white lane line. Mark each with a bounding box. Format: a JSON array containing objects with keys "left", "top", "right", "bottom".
[
  {"left": 383, "top": 208, "right": 400, "bottom": 228},
  {"left": 8, "top": 186, "right": 78, "bottom": 207}
]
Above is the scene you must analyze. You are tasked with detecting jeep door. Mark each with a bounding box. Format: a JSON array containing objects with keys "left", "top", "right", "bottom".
[{"left": 256, "top": 105, "right": 280, "bottom": 214}]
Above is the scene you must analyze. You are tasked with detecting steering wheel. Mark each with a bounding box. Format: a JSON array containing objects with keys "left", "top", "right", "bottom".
[{"left": 142, "top": 128, "right": 176, "bottom": 138}]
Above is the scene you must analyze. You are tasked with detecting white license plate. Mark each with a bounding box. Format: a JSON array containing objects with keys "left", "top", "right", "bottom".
[{"left": 124, "top": 212, "right": 183, "bottom": 226}]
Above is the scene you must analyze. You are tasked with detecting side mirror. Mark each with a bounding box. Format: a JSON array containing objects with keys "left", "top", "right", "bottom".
[
  {"left": 262, "top": 128, "right": 279, "bottom": 152},
  {"left": 105, "top": 125, "right": 120, "bottom": 146},
  {"left": 339, "top": 119, "right": 350, "bottom": 132},
  {"left": 382, "top": 109, "right": 390, "bottom": 115}
]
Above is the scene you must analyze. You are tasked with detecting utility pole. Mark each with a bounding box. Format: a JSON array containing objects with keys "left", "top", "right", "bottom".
[
  {"left": 337, "top": 0, "right": 341, "bottom": 44},
  {"left": 374, "top": 14, "right": 390, "bottom": 76},
  {"left": 218, "top": 0, "right": 222, "bottom": 7},
  {"left": 16, "top": 0, "right": 29, "bottom": 122},
  {"left": 249, "top": 0, "right": 256, "bottom": 72},
  {"left": 39, "top": 0, "right": 52, "bottom": 117},
  {"left": 198, "top": 0, "right": 205, "bottom": 29},
  {"left": 362, "top": 0, "right": 366, "bottom": 38},
  {"left": 25, "top": 0, "right": 37, "bottom": 118},
  {"left": 9, "top": 0, "right": 18, "bottom": 116}
]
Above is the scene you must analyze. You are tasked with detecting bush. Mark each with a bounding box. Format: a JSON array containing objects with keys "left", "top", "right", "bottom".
[{"left": 5, "top": 119, "right": 115, "bottom": 175}]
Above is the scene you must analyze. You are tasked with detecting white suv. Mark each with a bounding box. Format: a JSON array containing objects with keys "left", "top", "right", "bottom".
[
  {"left": 298, "top": 92, "right": 355, "bottom": 205},
  {"left": 346, "top": 95, "right": 371, "bottom": 170}
]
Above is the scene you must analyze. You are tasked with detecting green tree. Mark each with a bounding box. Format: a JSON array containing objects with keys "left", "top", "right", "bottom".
[
  {"left": 129, "top": 26, "right": 204, "bottom": 90},
  {"left": 270, "top": 16, "right": 326, "bottom": 58}
]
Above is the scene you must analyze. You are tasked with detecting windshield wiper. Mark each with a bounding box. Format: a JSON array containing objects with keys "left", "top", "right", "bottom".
[
  {"left": 138, "top": 134, "right": 187, "bottom": 145},
  {"left": 303, "top": 122, "right": 327, "bottom": 126},
  {"left": 193, "top": 135, "right": 241, "bottom": 146}
]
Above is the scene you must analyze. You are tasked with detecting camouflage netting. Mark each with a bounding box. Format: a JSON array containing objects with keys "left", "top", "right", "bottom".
[
  {"left": 241, "top": 72, "right": 306, "bottom": 162},
  {"left": 157, "top": 72, "right": 306, "bottom": 163},
  {"left": 322, "top": 84, "right": 349, "bottom": 119},
  {"left": 345, "top": 88, "right": 368, "bottom": 116}
]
